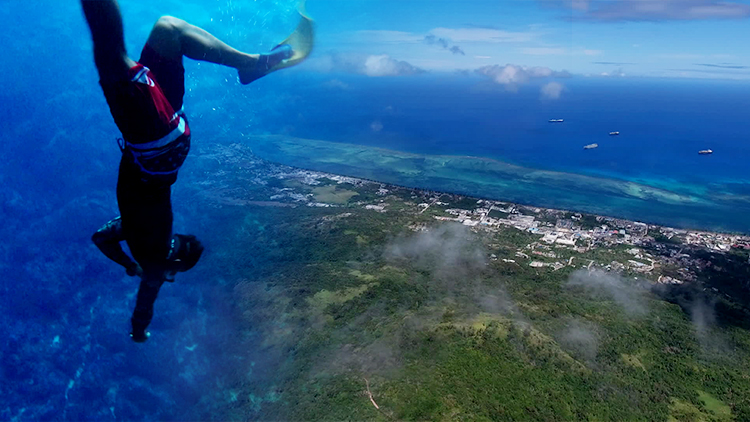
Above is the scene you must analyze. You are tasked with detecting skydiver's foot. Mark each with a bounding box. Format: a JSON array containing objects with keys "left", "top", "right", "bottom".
[
  {"left": 164, "top": 269, "right": 177, "bottom": 283},
  {"left": 168, "top": 234, "right": 204, "bottom": 274},
  {"left": 130, "top": 330, "right": 150, "bottom": 343},
  {"left": 126, "top": 263, "right": 143, "bottom": 277},
  {"left": 238, "top": 44, "right": 293, "bottom": 85}
]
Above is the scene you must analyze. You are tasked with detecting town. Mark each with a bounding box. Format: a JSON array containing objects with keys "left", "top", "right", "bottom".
[
  {"left": 193, "top": 143, "right": 750, "bottom": 291},
  {"left": 269, "top": 168, "right": 750, "bottom": 287}
]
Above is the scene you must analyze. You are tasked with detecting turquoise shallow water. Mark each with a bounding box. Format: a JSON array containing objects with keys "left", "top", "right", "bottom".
[
  {"left": 236, "top": 74, "right": 750, "bottom": 233},
  {"left": 246, "top": 133, "right": 750, "bottom": 234}
]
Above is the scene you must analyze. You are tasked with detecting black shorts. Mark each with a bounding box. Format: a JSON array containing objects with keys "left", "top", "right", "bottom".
[
  {"left": 138, "top": 43, "right": 185, "bottom": 113},
  {"left": 113, "top": 44, "right": 189, "bottom": 271}
]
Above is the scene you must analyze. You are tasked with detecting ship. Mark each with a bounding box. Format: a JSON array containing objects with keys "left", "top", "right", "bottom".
[
  {"left": 548, "top": 119, "right": 564, "bottom": 123},
  {"left": 583, "top": 143, "right": 598, "bottom": 149},
  {"left": 609, "top": 131, "right": 620, "bottom": 136},
  {"left": 698, "top": 149, "right": 713, "bottom": 155}
]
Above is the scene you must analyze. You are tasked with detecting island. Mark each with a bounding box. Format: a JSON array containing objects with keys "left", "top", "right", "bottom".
[{"left": 180, "top": 141, "right": 750, "bottom": 422}]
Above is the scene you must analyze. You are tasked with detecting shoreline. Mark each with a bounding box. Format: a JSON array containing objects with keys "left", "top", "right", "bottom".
[{"left": 243, "top": 133, "right": 750, "bottom": 235}]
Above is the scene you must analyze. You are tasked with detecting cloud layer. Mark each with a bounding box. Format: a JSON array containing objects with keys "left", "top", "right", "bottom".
[
  {"left": 308, "top": 53, "right": 426, "bottom": 77},
  {"left": 477, "top": 64, "right": 569, "bottom": 85},
  {"left": 562, "top": 0, "right": 750, "bottom": 21},
  {"left": 476, "top": 64, "right": 570, "bottom": 98}
]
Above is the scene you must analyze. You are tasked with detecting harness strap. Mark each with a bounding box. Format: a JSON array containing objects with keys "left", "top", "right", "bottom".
[{"left": 126, "top": 116, "right": 186, "bottom": 153}]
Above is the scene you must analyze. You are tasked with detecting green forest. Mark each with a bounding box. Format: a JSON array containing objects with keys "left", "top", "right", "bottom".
[{"left": 182, "top": 143, "right": 750, "bottom": 422}]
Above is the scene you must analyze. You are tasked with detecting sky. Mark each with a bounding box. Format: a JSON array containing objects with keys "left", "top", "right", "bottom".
[
  {"left": 302, "top": 0, "right": 750, "bottom": 80},
  {"left": 6, "top": 0, "right": 749, "bottom": 86}
]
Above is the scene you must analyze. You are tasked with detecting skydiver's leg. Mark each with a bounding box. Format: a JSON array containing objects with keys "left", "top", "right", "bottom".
[
  {"left": 80, "top": 0, "right": 136, "bottom": 83},
  {"left": 92, "top": 216, "right": 142, "bottom": 277},
  {"left": 117, "top": 162, "right": 174, "bottom": 342},
  {"left": 130, "top": 275, "right": 164, "bottom": 342},
  {"left": 143, "top": 16, "right": 292, "bottom": 85}
]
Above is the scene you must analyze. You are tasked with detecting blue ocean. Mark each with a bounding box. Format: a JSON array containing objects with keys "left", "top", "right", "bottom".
[
  {"left": 4, "top": 0, "right": 750, "bottom": 420},
  {"left": 250, "top": 73, "right": 750, "bottom": 233}
]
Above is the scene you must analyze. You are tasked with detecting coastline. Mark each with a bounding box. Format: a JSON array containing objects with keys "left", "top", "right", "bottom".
[
  {"left": 245, "top": 133, "right": 750, "bottom": 234},
  {"left": 178, "top": 140, "right": 750, "bottom": 421}
]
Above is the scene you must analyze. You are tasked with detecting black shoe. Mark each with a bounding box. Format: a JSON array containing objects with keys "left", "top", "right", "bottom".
[
  {"left": 168, "top": 234, "right": 204, "bottom": 273},
  {"left": 164, "top": 269, "right": 177, "bottom": 283},
  {"left": 130, "top": 330, "right": 150, "bottom": 343}
]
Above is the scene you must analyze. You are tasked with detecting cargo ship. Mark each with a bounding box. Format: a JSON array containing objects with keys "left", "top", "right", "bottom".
[
  {"left": 698, "top": 149, "right": 712, "bottom": 155},
  {"left": 584, "top": 143, "right": 598, "bottom": 149},
  {"left": 609, "top": 131, "right": 620, "bottom": 136},
  {"left": 548, "top": 119, "right": 564, "bottom": 123}
]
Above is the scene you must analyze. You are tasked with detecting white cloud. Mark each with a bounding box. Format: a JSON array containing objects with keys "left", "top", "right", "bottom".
[
  {"left": 583, "top": 49, "right": 603, "bottom": 56},
  {"left": 541, "top": 82, "right": 565, "bottom": 100},
  {"left": 476, "top": 64, "right": 570, "bottom": 90},
  {"left": 487, "top": 64, "right": 528, "bottom": 85},
  {"left": 306, "top": 53, "right": 425, "bottom": 77},
  {"left": 364, "top": 54, "right": 424, "bottom": 77}
]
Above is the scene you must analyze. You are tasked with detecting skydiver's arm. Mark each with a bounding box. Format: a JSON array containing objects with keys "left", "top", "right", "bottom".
[{"left": 80, "top": 0, "right": 136, "bottom": 83}]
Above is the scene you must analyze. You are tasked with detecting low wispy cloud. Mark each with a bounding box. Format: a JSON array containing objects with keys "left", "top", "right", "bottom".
[
  {"left": 307, "top": 53, "right": 425, "bottom": 77},
  {"left": 322, "top": 79, "right": 351, "bottom": 90},
  {"left": 555, "top": 318, "right": 600, "bottom": 361},
  {"left": 651, "top": 284, "right": 729, "bottom": 355},
  {"left": 566, "top": 269, "right": 649, "bottom": 316},
  {"left": 385, "top": 224, "right": 486, "bottom": 285},
  {"left": 476, "top": 64, "right": 570, "bottom": 93},
  {"left": 370, "top": 121, "right": 383, "bottom": 132},
  {"left": 541, "top": 81, "right": 565, "bottom": 100},
  {"left": 384, "top": 223, "right": 522, "bottom": 320},
  {"left": 553, "top": 0, "right": 750, "bottom": 21}
]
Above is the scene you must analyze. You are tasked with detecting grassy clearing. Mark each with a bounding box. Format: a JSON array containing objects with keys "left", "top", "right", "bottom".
[{"left": 313, "top": 185, "right": 359, "bottom": 204}]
